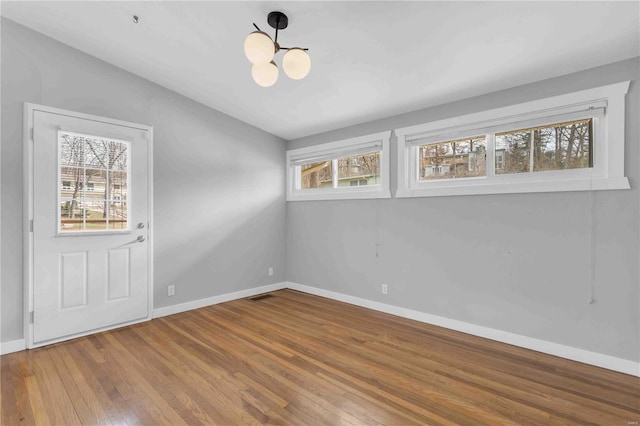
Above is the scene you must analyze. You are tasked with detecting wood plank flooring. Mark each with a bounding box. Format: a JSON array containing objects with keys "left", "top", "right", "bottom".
[{"left": 2, "top": 289, "right": 639, "bottom": 425}]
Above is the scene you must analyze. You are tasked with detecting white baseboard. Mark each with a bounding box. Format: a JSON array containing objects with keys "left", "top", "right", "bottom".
[
  {"left": 5, "top": 280, "right": 638, "bottom": 377},
  {"left": 152, "top": 282, "right": 287, "bottom": 319},
  {"left": 2, "top": 283, "right": 286, "bottom": 353},
  {"left": 1, "top": 339, "right": 26, "bottom": 355},
  {"left": 285, "top": 282, "right": 640, "bottom": 377}
]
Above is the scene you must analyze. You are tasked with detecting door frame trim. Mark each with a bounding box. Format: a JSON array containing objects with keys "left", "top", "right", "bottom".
[{"left": 23, "top": 103, "right": 154, "bottom": 348}]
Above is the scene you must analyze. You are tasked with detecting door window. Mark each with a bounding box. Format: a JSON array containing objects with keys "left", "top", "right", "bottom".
[{"left": 58, "top": 131, "right": 129, "bottom": 233}]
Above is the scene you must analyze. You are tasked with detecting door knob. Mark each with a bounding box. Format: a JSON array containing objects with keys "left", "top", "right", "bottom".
[
  {"left": 137, "top": 222, "right": 145, "bottom": 229},
  {"left": 137, "top": 235, "right": 146, "bottom": 242}
]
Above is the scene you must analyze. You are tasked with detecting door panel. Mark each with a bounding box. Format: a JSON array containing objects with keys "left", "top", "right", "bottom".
[
  {"left": 60, "top": 251, "right": 88, "bottom": 309},
  {"left": 107, "top": 248, "right": 130, "bottom": 300},
  {"left": 31, "top": 108, "right": 151, "bottom": 345}
]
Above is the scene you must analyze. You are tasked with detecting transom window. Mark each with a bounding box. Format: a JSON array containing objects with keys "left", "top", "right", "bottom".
[
  {"left": 416, "top": 119, "right": 593, "bottom": 181},
  {"left": 299, "top": 151, "right": 381, "bottom": 190},
  {"left": 287, "top": 131, "right": 391, "bottom": 201},
  {"left": 58, "top": 131, "right": 130, "bottom": 233},
  {"left": 396, "top": 82, "right": 630, "bottom": 197}
]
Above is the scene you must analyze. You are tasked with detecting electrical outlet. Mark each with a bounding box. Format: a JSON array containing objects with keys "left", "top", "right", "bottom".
[
  {"left": 168, "top": 285, "right": 175, "bottom": 296},
  {"left": 382, "top": 284, "right": 388, "bottom": 295},
  {"left": 268, "top": 267, "right": 273, "bottom": 276}
]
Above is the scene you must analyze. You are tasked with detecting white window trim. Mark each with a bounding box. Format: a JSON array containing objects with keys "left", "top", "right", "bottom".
[
  {"left": 395, "top": 81, "right": 631, "bottom": 198},
  {"left": 286, "top": 131, "right": 391, "bottom": 201}
]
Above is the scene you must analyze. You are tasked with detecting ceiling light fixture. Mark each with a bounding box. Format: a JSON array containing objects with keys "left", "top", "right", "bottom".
[{"left": 244, "top": 11, "right": 310, "bottom": 87}]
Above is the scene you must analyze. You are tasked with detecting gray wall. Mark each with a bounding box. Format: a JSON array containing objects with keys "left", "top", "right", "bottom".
[
  {"left": 2, "top": 17, "right": 638, "bottom": 364},
  {"left": 1, "top": 19, "right": 287, "bottom": 342},
  {"left": 287, "top": 58, "right": 640, "bottom": 362}
]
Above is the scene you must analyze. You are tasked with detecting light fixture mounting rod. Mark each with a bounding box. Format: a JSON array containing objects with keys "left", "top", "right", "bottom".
[
  {"left": 263, "top": 12, "right": 308, "bottom": 51},
  {"left": 270, "top": 11, "right": 287, "bottom": 44}
]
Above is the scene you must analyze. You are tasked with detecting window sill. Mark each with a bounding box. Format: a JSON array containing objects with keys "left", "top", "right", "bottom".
[
  {"left": 396, "top": 176, "right": 630, "bottom": 198},
  {"left": 287, "top": 189, "right": 392, "bottom": 202}
]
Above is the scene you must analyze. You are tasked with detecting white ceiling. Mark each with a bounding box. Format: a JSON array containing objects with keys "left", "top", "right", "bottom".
[{"left": 2, "top": 1, "right": 639, "bottom": 140}]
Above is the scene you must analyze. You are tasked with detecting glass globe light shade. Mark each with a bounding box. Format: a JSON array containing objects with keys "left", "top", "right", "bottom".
[
  {"left": 282, "top": 48, "right": 311, "bottom": 80},
  {"left": 251, "top": 61, "right": 279, "bottom": 87},
  {"left": 244, "top": 31, "right": 275, "bottom": 64}
]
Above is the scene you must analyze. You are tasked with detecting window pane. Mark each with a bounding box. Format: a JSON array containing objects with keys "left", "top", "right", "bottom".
[
  {"left": 109, "top": 141, "right": 128, "bottom": 171},
  {"left": 301, "top": 161, "right": 332, "bottom": 189},
  {"left": 84, "top": 199, "right": 108, "bottom": 231},
  {"left": 495, "top": 130, "right": 531, "bottom": 174},
  {"left": 496, "top": 119, "right": 592, "bottom": 175},
  {"left": 60, "top": 200, "right": 83, "bottom": 232},
  {"left": 534, "top": 119, "right": 592, "bottom": 171},
  {"left": 108, "top": 201, "right": 128, "bottom": 230},
  {"left": 60, "top": 167, "right": 83, "bottom": 195},
  {"left": 85, "top": 168, "right": 107, "bottom": 195},
  {"left": 337, "top": 151, "right": 380, "bottom": 187},
  {"left": 59, "top": 134, "right": 84, "bottom": 167},
  {"left": 110, "top": 171, "right": 127, "bottom": 200},
  {"left": 85, "top": 138, "right": 108, "bottom": 169},
  {"left": 419, "top": 137, "right": 486, "bottom": 180}
]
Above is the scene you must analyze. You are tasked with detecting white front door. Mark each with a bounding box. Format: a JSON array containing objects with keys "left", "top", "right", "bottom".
[{"left": 27, "top": 105, "right": 152, "bottom": 347}]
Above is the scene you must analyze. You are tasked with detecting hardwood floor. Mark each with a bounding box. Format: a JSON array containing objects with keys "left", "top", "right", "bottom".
[{"left": 2, "top": 289, "right": 639, "bottom": 425}]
